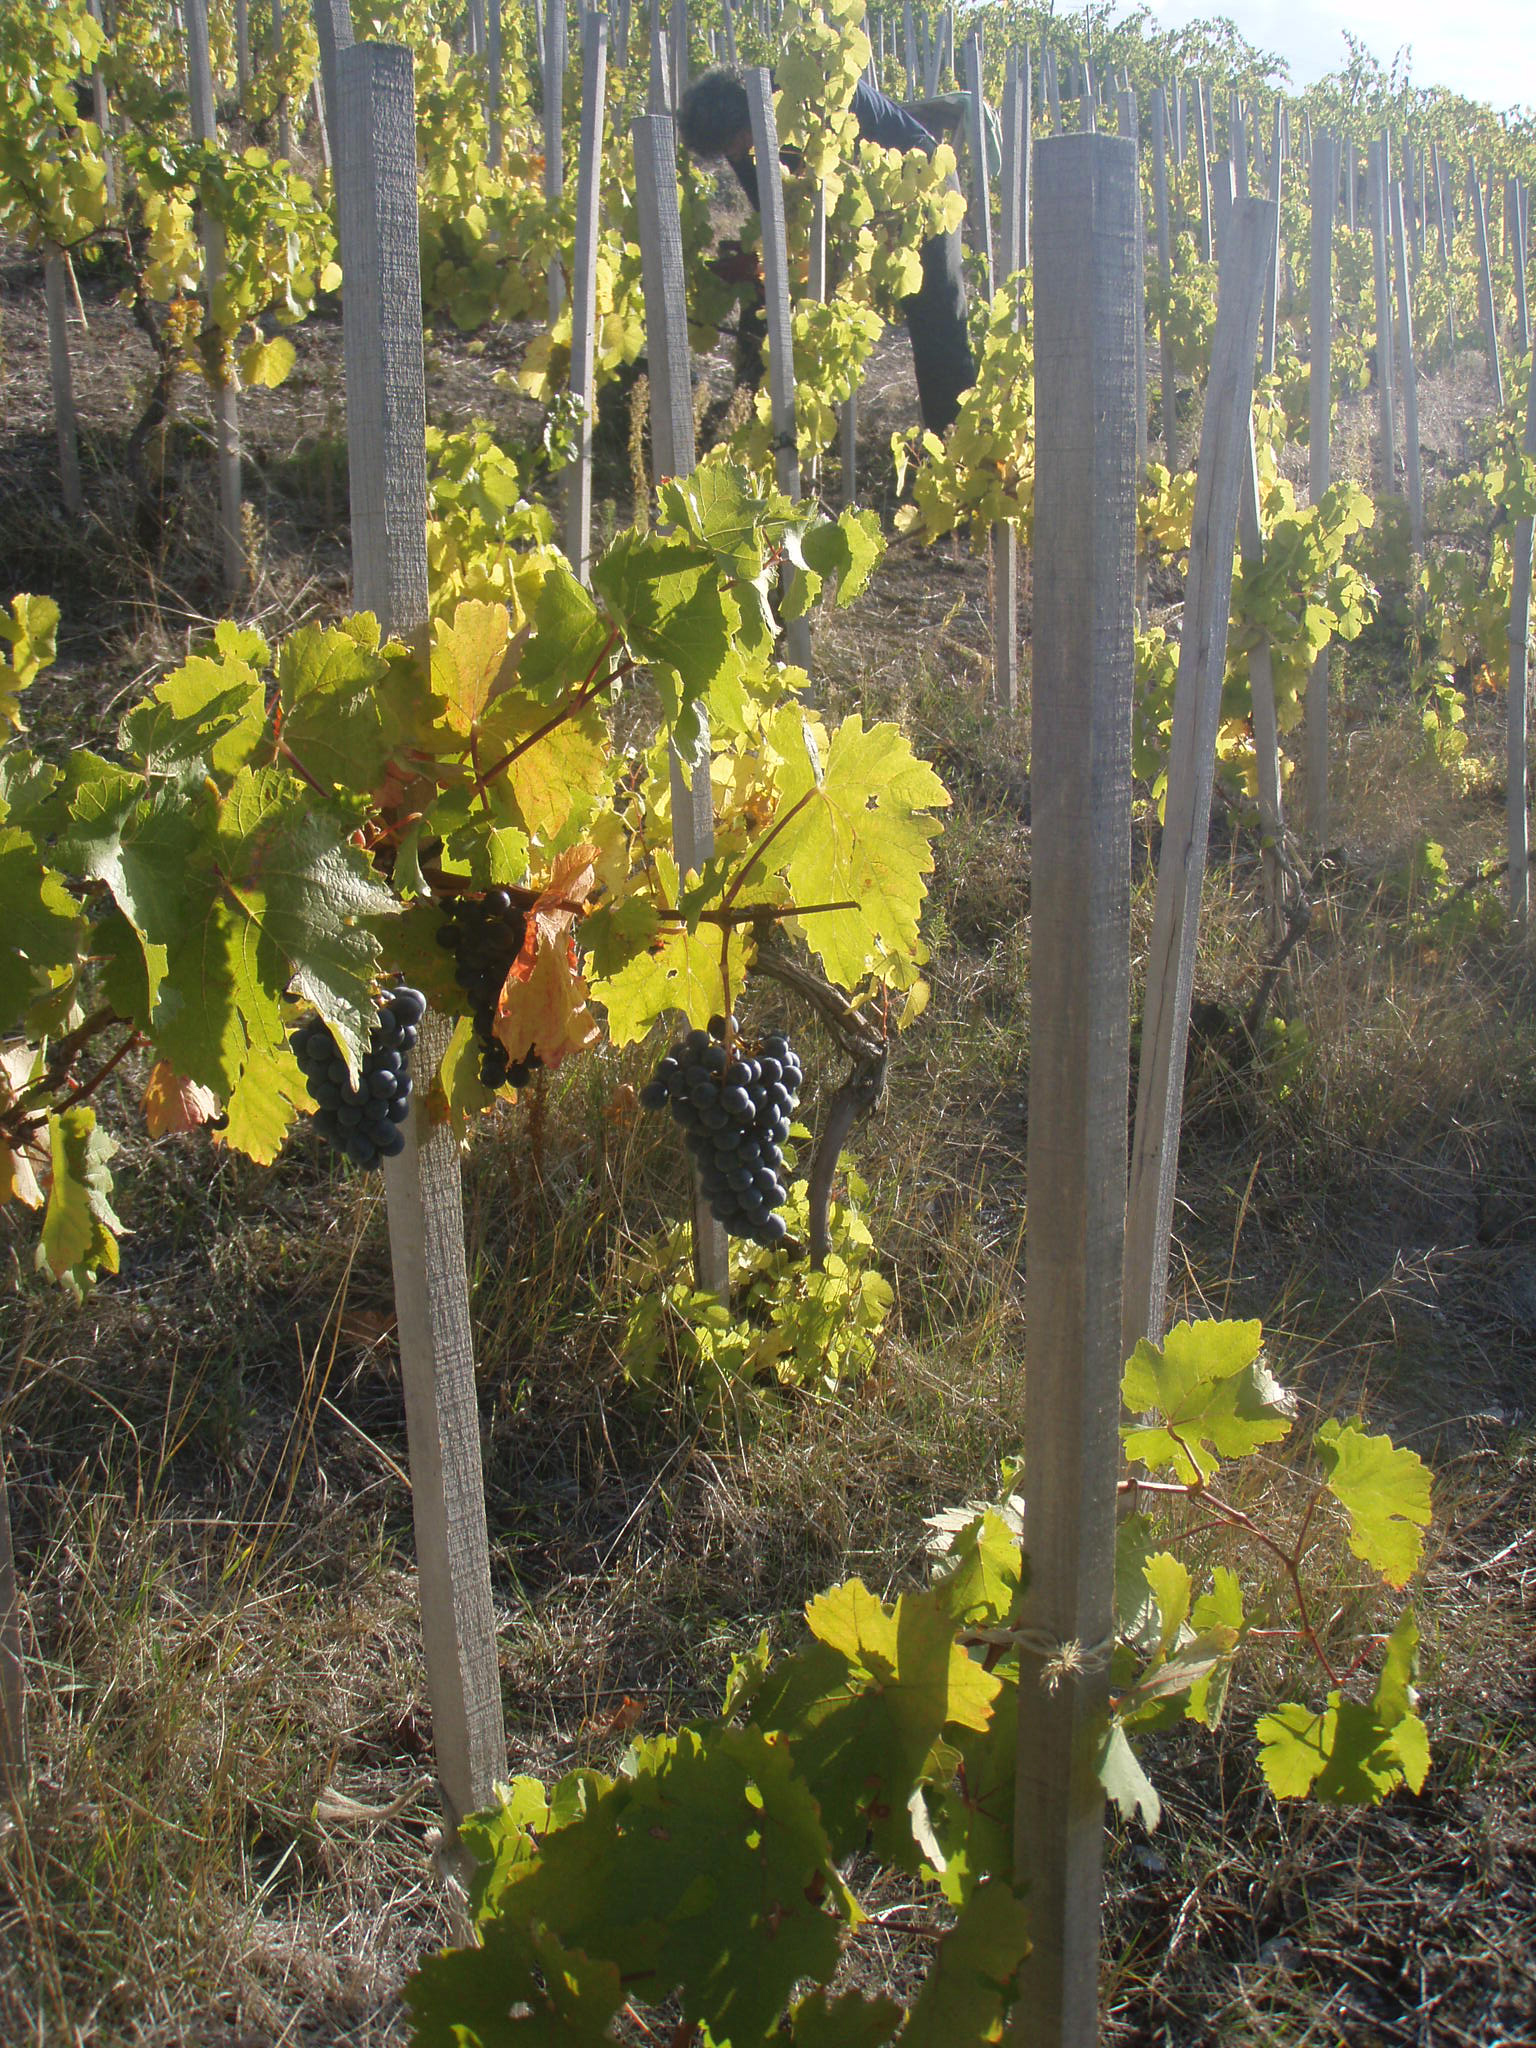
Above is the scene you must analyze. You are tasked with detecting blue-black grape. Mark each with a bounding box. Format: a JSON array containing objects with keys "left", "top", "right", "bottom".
[
  {"left": 639, "top": 1013, "right": 801, "bottom": 1245},
  {"left": 436, "top": 894, "right": 542, "bottom": 1093},
  {"left": 291, "top": 985, "right": 425, "bottom": 1173}
]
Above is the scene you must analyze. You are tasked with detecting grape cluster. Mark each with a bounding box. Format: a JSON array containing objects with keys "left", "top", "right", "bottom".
[
  {"left": 292, "top": 986, "right": 425, "bottom": 1169},
  {"left": 640, "top": 1015, "right": 802, "bottom": 1246},
  {"left": 435, "top": 890, "right": 542, "bottom": 1091}
]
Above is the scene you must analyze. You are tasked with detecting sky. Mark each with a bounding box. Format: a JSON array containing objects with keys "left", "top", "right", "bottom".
[{"left": 1143, "top": 0, "right": 1534, "bottom": 113}]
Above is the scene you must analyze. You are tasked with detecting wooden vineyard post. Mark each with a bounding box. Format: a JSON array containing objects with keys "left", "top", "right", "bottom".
[
  {"left": 270, "top": 0, "right": 293, "bottom": 160},
  {"left": 1122, "top": 195, "right": 1274, "bottom": 1352},
  {"left": 564, "top": 8, "right": 608, "bottom": 582},
  {"left": 1472, "top": 164, "right": 1505, "bottom": 409},
  {"left": 721, "top": 0, "right": 736, "bottom": 67},
  {"left": 746, "top": 67, "right": 813, "bottom": 673},
  {"left": 1369, "top": 138, "right": 1396, "bottom": 498},
  {"left": 1151, "top": 86, "right": 1180, "bottom": 472},
  {"left": 1308, "top": 129, "right": 1335, "bottom": 841},
  {"left": 335, "top": 40, "right": 508, "bottom": 1835},
  {"left": 632, "top": 113, "right": 730, "bottom": 1299},
  {"left": 544, "top": 0, "right": 566, "bottom": 319},
  {"left": 1390, "top": 180, "right": 1425, "bottom": 552},
  {"left": 1045, "top": 47, "right": 1062, "bottom": 137},
  {"left": 1019, "top": 46, "right": 1033, "bottom": 268},
  {"left": 1433, "top": 143, "right": 1456, "bottom": 363},
  {"left": 186, "top": 0, "right": 245, "bottom": 598},
  {"left": 648, "top": 0, "right": 672, "bottom": 114},
  {"left": 965, "top": 32, "right": 993, "bottom": 287},
  {"left": 1172, "top": 74, "right": 1185, "bottom": 165},
  {"left": 1008, "top": 130, "right": 1137, "bottom": 2048},
  {"left": 1238, "top": 420, "right": 1287, "bottom": 943},
  {"left": 312, "top": 0, "right": 354, "bottom": 172},
  {"left": 1344, "top": 138, "right": 1355, "bottom": 233},
  {"left": 0, "top": 1427, "right": 22, "bottom": 1794},
  {"left": 669, "top": 0, "right": 687, "bottom": 109},
  {"left": 1508, "top": 358, "right": 1536, "bottom": 927},
  {"left": 85, "top": 0, "right": 117, "bottom": 207},
  {"left": 1120, "top": 90, "right": 1147, "bottom": 592},
  {"left": 236, "top": 0, "right": 251, "bottom": 101},
  {"left": 1260, "top": 96, "right": 1282, "bottom": 375},
  {"left": 1193, "top": 78, "right": 1213, "bottom": 262},
  {"left": 487, "top": 0, "right": 503, "bottom": 167},
  {"left": 902, "top": 0, "right": 916, "bottom": 97},
  {"left": 1230, "top": 87, "right": 1246, "bottom": 196},
  {"left": 1512, "top": 176, "right": 1531, "bottom": 359},
  {"left": 43, "top": 249, "right": 83, "bottom": 517},
  {"left": 990, "top": 49, "right": 1023, "bottom": 711}
]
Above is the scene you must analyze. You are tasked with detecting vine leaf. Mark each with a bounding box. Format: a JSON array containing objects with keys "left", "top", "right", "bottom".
[
  {"left": 1, "top": 591, "right": 59, "bottom": 725},
  {"left": 276, "top": 620, "right": 395, "bottom": 795},
  {"left": 897, "top": 1880, "right": 1031, "bottom": 2048},
  {"left": 785, "top": 1987, "right": 902, "bottom": 2048},
  {"left": 766, "top": 712, "right": 950, "bottom": 991},
  {"left": 593, "top": 531, "right": 741, "bottom": 739},
  {"left": 1314, "top": 1419, "right": 1432, "bottom": 1589},
  {"left": 1096, "top": 1720, "right": 1161, "bottom": 1831},
  {"left": 0, "top": 826, "right": 85, "bottom": 1035},
  {"left": 142, "top": 1061, "right": 220, "bottom": 1137},
  {"left": 407, "top": 1914, "right": 622, "bottom": 2047},
  {"left": 216, "top": 1043, "right": 311, "bottom": 1164},
  {"left": 1120, "top": 1317, "right": 1291, "bottom": 1482},
  {"left": 918, "top": 1679, "right": 1018, "bottom": 1906},
  {"left": 121, "top": 624, "right": 269, "bottom": 780},
  {"left": 930, "top": 1508, "right": 1026, "bottom": 1630},
  {"left": 410, "top": 1724, "right": 844, "bottom": 2048},
  {"left": 750, "top": 1579, "right": 1000, "bottom": 1861},
  {"left": 1256, "top": 1612, "right": 1429, "bottom": 1804},
  {"left": 39, "top": 1106, "right": 123, "bottom": 1296}
]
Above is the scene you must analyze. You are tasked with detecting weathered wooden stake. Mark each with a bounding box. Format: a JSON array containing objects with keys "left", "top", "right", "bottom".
[
  {"left": 1433, "top": 142, "right": 1456, "bottom": 362},
  {"left": 312, "top": 0, "right": 353, "bottom": 172},
  {"left": 186, "top": 0, "right": 244, "bottom": 596},
  {"left": 1151, "top": 85, "right": 1180, "bottom": 471},
  {"left": 1390, "top": 180, "right": 1424, "bottom": 551},
  {"left": 1369, "top": 138, "right": 1397, "bottom": 496},
  {"left": 1308, "top": 130, "right": 1335, "bottom": 841},
  {"left": 1193, "top": 79, "right": 1212, "bottom": 262},
  {"left": 1473, "top": 161, "right": 1504, "bottom": 409},
  {"left": 1238, "top": 421, "right": 1286, "bottom": 943},
  {"left": 236, "top": 0, "right": 251, "bottom": 99},
  {"left": 1009, "top": 129, "right": 1137, "bottom": 2048},
  {"left": 336, "top": 38, "right": 508, "bottom": 1836},
  {"left": 902, "top": 0, "right": 916, "bottom": 96},
  {"left": 1260, "top": 96, "right": 1282, "bottom": 375},
  {"left": 632, "top": 112, "right": 730, "bottom": 1297},
  {"left": 0, "top": 1429, "right": 23, "bottom": 1795},
  {"left": 487, "top": 0, "right": 503, "bottom": 165},
  {"left": 271, "top": 0, "right": 293, "bottom": 159},
  {"left": 746, "top": 67, "right": 812, "bottom": 671},
  {"left": 991, "top": 49, "right": 1023, "bottom": 710},
  {"left": 544, "top": 0, "right": 566, "bottom": 317},
  {"left": 965, "top": 31, "right": 993, "bottom": 287},
  {"left": 1508, "top": 353, "right": 1536, "bottom": 927},
  {"left": 1123, "top": 195, "right": 1274, "bottom": 1351},
  {"left": 564, "top": 9, "right": 608, "bottom": 582},
  {"left": 43, "top": 249, "right": 83, "bottom": 517}
]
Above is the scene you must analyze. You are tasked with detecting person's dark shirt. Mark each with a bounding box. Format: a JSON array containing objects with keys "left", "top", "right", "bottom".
[{"left": 724, "top": 77, "right": 935, "bottom": 212}]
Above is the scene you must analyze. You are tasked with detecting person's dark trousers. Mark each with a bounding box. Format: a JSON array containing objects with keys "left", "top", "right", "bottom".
[{"left": 903, "top": 220, "right": 976, "bottom": 436}]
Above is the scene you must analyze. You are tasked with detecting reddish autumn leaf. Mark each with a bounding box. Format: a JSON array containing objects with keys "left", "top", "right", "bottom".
[{"left": 143, "top": 1060, "right": 221, "bottom": 1137}]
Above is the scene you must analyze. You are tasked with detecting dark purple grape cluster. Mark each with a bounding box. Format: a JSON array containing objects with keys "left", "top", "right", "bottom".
[
  {"left": 640, "top": 1014, "right": 802, "bottom": 1246},
  {"left": 435, "top": 890, "right": 542, "bottom": 1092},
  {"left": 292, "top": 986, "right": 425, "bottom": 1169}
]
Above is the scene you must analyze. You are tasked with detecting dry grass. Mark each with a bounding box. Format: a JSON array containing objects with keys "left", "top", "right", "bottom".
[{"left": 3, "top": 227, "right": 1535, "bottom": 2046}]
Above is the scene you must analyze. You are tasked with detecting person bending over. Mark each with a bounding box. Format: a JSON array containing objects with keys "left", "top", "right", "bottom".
[{"left": 677, "top": 68, "right": 977, "bottom": 436}]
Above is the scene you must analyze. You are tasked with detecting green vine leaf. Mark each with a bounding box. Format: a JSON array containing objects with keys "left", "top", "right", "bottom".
[
  {"left": 1096, "top": 1720, "right": 1161, "bottom": 1831},
  {"left": 1, "top": 591, "right": 59, "bottom": 725},
  {"left": 748, "top": 1579, "right": 999, "bottom": 1862},
  {"left": 784, "top": 1987, "right": 903, "bottom": 2048},
  {"left": 766, "top": 710, "right": 950, "bottom": 991},
  {"left": 1256, "top": 1612, "right": 1430, "bottom": 1804},
  {"left": 275, "top": 620, "right": 396, "bottom": 796},
  {"left": 1120, "top": 1317, "right": 1292, "bottom": 1482},
  {"left": 1314, "top": 1420, "right": 1432, "bottom": 1589},
  {"left": 897, "top": 1879, "right": 1031, "bottom": 2048},
  {"left": 39, "top": 1105, "right": 122, "bottom": 1297}
]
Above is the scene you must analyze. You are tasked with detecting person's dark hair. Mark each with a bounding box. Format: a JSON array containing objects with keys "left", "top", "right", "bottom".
[{"left": 677, "top": 69, "right": 751, "bottom": 158}]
